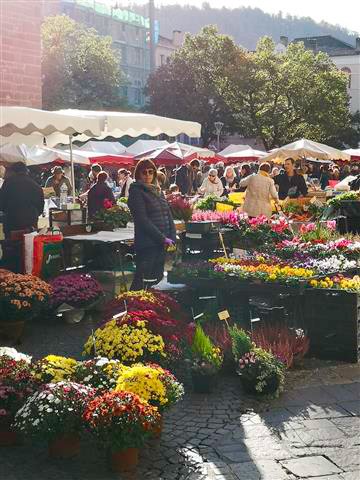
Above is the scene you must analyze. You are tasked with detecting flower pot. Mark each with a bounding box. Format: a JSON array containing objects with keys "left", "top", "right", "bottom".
[
  {"left": 48, "top": 433, "right": 80, "bottom": 458},
  {"left": 111, "top": 447, "right": 139, "bottom": 472},
  {"left": 0, "top": 417, "right": 19, "bottom": 447},
  {"left": 62, "top": 309, "right": 85, "bottom": 325},
  {"left": 151, "top": 415, "right": 163, "bottom": 439},
  {"left": 191, "top": 372, "right": 218, "bottom": 394},
  {"left": 240, "top": 374, "right": 281, "bottom": 396},
  {"left": 0, "top": 320, "right": 25, "bottom": 343}
]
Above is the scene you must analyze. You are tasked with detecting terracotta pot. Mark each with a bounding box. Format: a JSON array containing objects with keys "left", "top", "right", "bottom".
[
  {"left": 0, "top": 417, "right": 19, "bottom": 447},
  {"left": 0, "top": 320, "right": 25, "bottom": 343},
  {"left": 152, "top": 415, "right": 163, "bottom": 439},
  {"left": 111, "top": 448, "right": 139, "bottom": 472},
  {"left": 48, "top": 433, "right": 80, "bottom": 458}
]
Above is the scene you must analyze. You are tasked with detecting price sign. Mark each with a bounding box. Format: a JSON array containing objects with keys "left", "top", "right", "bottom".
[{"left": 218, "top": 310, "right": 230, "bottom": 321}]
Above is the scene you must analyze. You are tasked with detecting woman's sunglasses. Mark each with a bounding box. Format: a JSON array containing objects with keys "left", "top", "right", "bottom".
[{"left": 141, "top": 169, "right": 155, "bottom": 175}]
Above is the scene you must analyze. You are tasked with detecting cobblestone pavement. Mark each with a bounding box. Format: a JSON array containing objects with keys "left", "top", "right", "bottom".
[{"left": 0, "top": 315, "right": 359, "bottom": 480}]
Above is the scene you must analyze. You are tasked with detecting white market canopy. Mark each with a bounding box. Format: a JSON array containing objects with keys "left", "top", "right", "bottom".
[
  {"left": 222, "top": 147, "right": 267, "bottom": 160},
  {"left": 0, "top": 107, "right": 202, "bottom": 147},
  {"left": 260, "top": 139, "right": 350, "bottom": 163},
  {"left": 126, "top": 139, "right": 170, "bottom": 156},
  {"left": 343, "top": 148, "right": 360, "bottom": 159},
  {"left": 0, "top": 143, "right": 90, "bottom": 166},
  {"left": 78, "top": 140, "right": 126, "bottom": 155},
  {"left": 218, "top": 144, "right": 251, "bottom": 156}
]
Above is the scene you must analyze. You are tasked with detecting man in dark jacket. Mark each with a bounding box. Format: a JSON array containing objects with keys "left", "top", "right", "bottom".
[
  {"left": 0, "top": 162, "right": 44, "bottom": 238},
  {"left": 274, "top": 158, "right": 308, "bottom": 200},
  {"left": 175, "top": 159, "right": 201, "bottom": 195}
]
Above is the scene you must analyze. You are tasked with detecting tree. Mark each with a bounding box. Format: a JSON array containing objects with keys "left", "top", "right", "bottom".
[
  {"left": 145, "top": 26, "right": 243, "bottom": 146},
  {"left": 222, "top": 37, "right": 351, "bottom": 149},
  {"left": 42, "top": 15, "right": 126, "bottom": 110}
]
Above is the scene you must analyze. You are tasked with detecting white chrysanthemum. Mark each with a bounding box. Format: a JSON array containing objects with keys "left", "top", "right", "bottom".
[{"left": 0, "top": 347, "right": 32, "bottom": 363}]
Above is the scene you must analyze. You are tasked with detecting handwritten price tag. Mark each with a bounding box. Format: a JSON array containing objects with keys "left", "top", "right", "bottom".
[{"left": 218, "top": 310, "right": 230, "bottom": 321}]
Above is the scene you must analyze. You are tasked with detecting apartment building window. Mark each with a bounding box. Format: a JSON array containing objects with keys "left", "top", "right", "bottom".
[{"left": 341, "top": 67, "right": 352, "bottom": 89}]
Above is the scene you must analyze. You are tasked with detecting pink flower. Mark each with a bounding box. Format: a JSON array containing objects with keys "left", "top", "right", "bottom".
[
  {"left": 326, "top": 220, "right": 336, "bottom": 231},
  {"left": 300, "top": 222, "right": 316, "bottom": 234},
  {"left": 0, "top": 409, "right": 7, "bottom": 416},
  {"left": 249, "top": 215, "right": 268, "bottom": 228},
  {"left": 103, "top": 199, "right": 113, "bottom": 209}
]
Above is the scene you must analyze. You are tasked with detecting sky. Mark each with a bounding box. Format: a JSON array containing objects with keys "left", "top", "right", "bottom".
[{"left": 122, "top": 0, "right": 360, "bottom": 33}]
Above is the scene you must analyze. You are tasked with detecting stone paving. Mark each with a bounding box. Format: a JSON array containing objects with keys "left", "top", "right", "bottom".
[{"left": 0, "top": 315, "right": 359, "bottom": 480}]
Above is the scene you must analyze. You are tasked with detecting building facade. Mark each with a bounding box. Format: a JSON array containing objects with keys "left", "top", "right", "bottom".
[
  {"left": 43, "top": 0, "right": 151, "bottom": 108},
  {"left": 0, "top": 0, "right": 42, "bottom": 107},
  {"left": 155, "top": 30, "right": 184, "bottom": 68},
  {"left": 292, "top": 35, "right": 360, "bottom": 113}
]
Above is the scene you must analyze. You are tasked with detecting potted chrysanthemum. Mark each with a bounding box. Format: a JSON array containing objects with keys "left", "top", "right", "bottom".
[
  {"left": 83, "top": 391, "right": 159, "bottom": 472},
  {"left": 49, "top": 273, "right": 103, "bottom": 324},
  {"left": 14, "top": 381, "right": 96, "bottom": 458}
]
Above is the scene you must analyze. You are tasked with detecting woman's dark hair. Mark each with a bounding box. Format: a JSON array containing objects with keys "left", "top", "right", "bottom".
[
  {"left": 259, "top": 162, "right": 271, "bottom": 173},
  {"left": 285, "top": 158, "right": 295, "bottom": 165},
  {"left": 92, "top": 163, "right": 102, "bottom": 173},
  {"left": 134, "top": 159, "right": 157, "bottom": 182},
  {"left": 11, "top": 162, "right": 28, "bottom": 174},
  {"left": 97, "top": 171, "right": 108, "bottom": 183},
  {"left": 241, "top": 163, "right": 251, "bottom": 177}
]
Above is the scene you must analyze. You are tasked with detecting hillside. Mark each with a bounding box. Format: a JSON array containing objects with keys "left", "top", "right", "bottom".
[{"left": 131, "top": 3, "right": 359, "bottom": 50}]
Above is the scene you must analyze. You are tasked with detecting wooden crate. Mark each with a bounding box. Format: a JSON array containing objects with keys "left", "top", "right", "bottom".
[{"left": 304, "top": 289, "right": 359, "bottom": 363}]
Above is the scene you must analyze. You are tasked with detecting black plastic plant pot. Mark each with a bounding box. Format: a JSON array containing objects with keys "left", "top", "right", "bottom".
[
  {"left": 191, "top": 372, "right": 218, "bottom": 394},
  {"left": 240, "top": 373, "right": 280, "bottom": 396}
]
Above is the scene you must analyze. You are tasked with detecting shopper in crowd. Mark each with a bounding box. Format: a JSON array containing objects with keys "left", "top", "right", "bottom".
[
  {"left": 45, "top": 166, "right": 72, "bottom": 197},
  {"left": 221, "top": 166, "right": 240, "bottom": 195},
  {"left": 216, "top": 162, "right": 225, "bottom": 179},
  {"left": 87, "top": 171, "right": 115, "bottom": 218},
  {"left": 117, "top": 168, "right": 133, "bottom": 198},
  {"left": 274, "top": 158, "right": 308, "bottom": 200},
  {"left": 157, "top": 170, "right": 167, "bottom": 190},
  {"left": 319, "top": 165, "right": 330, "bottom": 190},
  {"left": 239, "top": 162, "right": 279, "bottom": 219},
  {"left": 0, "top": 162, "right": 44, "bottom": 238},
  {"left": 87, "top": 163, "right": 102, "bottom": 190},
  {"left": 340, "top": 164, "right": 351, "bottom": 180},
  {"left": 238, "top": 163, "right": 252, "bottom": 191},
  {"left": 175, "top": 159, "right": 202, "bottom": 195},
  {"left": 271, "top": 166, "right": 280, "bottom": 178},
  {"left": 0, "top": 165, "right": 5, "bottom": 189},
  {"left": 128, "top": 159, "right": 176, "bottom": 291},
  {"left": 199, "top": 168, "right": 224, "bottom": 197}
]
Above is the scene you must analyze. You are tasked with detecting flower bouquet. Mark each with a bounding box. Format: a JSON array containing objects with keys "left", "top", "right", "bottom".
[
  {"left": 83, "top": 391, "right": 160, "bottom": 472},
  {"left": 14, "top": 382, "right": 96, "bottom": 457},
  {"left": 0, "top": 354, "right": 39, "bottom": 445},
  {"left": 33, "top": 355, "right": 78, "bottom": 383},
  {"left": 73, "top": 357, "right": 123, "bottom": 391},
  {"left": 237, "top": 347, "right": 286, "bottom": 397},
  {"left": 190, "top": 324, "right": 223, "bottom": 393},
  {"left": 167, "top": 196, "right": 193, "bottom": 223},
  {"left": 49, "top": 273, "right": 103, "bottom": 323},
  {"left": 83, "top": 319, "right": 166, "bottom": 364},
  {"left": 92, "top": 199, "right": 132, "bottom": 229},
  {"left": 0, "top": 270, "right": 52, "bottom": 339}
]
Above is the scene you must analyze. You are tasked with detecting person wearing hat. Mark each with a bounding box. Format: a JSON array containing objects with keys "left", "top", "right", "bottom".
[
  {"left": 45, "top": 166, "right": 72, "bottom": 197},
  {"left": 199, "top": 168, "right": 224, "bottom": 197}
]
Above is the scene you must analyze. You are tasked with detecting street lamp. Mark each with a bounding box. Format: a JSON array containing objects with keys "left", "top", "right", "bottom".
[{"left": 214, "top": 121, "right": 224, "bottom": 152}]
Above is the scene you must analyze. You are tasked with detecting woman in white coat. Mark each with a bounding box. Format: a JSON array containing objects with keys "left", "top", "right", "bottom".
[
  {"left": 239, "top": 163, "right": 279, "bottom": 218},
  {"left": 199, "top": 168, "right": 224, "bottom": 197}
]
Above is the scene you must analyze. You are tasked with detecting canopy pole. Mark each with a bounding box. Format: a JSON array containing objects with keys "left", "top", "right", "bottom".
[{"left": 69, "top": 134, "right": 76, "bottom": 203}]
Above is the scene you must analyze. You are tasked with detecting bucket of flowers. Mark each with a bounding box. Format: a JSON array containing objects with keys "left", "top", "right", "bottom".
[
  {"left": 83, "top": 391, "right": 159, "bottom": 472},
  {"left": 115, "top": 363, "right": 184, "bottom": 437},
  {"left": 14, "top": 381, "right": 96, "bottom": 458},
  {"left": 237, "top": 348, "right": 286, "bottom": 397},
  {"left": 189, "top": 324, "right": 223, "bottom": 393},
  {"left": 0, "top": 270, "right": 52, "bottom": 341},
  {"left": 49, "top": 273, "right": 103, "bottom": 324},
  {"left": 92, "top": 199, "right": 132, "bottom": 230},
  {"left": 0, "top": 350, "right": 39, "bottom": 446}
]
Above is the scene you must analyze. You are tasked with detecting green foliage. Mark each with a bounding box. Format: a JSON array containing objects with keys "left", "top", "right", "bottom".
[
  {"left": 42, "top": 15, "right": 126, "bottom": 110},
  {"left": 195, "top": 194, "right": 223, "bottom": 211},
  {"left": 328, "top": 191, "right": 360, "bottom": 209},
  {"left": 228, "top": 325, "right": 252, "bottom": 360},
  {"left": 145, "top": 26, "right": 241, "bottom": 146},
  {"left": 222, "top": 38, "right": 351, "bottom": 149},
  {"left": 191, "top": 324, "right": 222, "bottom": 369}
]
